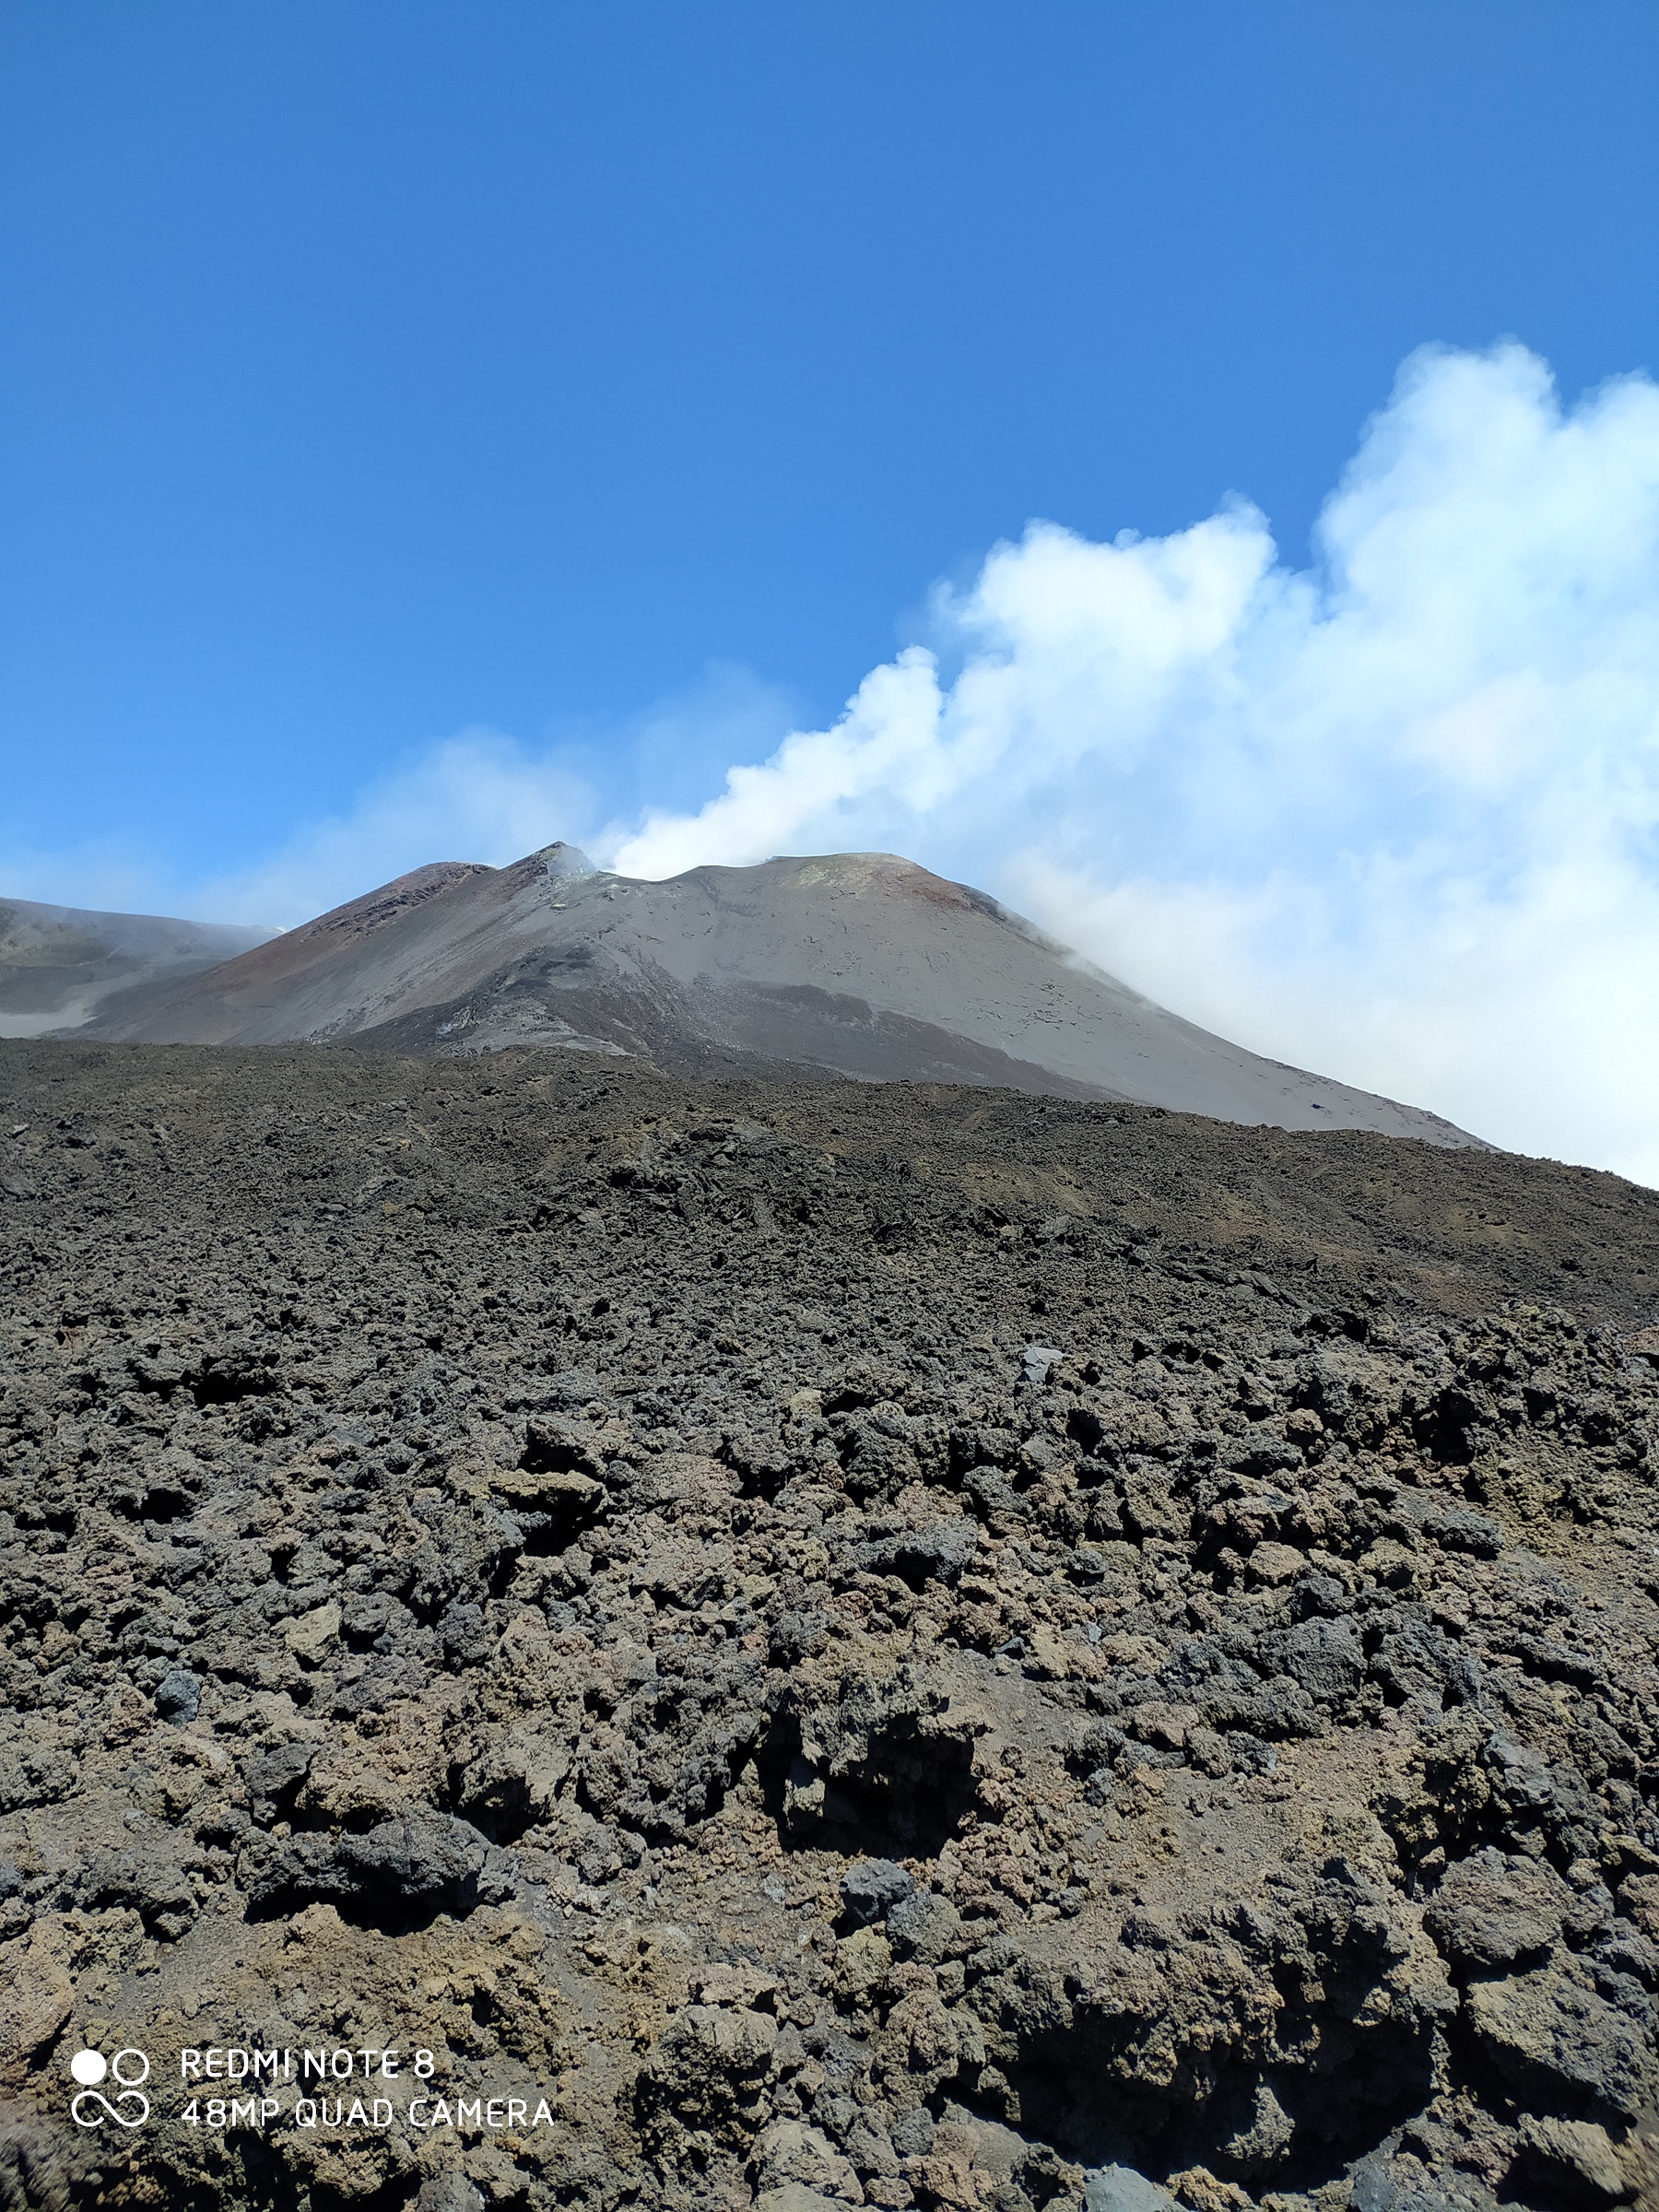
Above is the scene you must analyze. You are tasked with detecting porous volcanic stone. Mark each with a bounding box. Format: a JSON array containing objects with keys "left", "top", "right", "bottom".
[{"left": 3, "top": 1039, "right": 1659, "bottom": 2212}]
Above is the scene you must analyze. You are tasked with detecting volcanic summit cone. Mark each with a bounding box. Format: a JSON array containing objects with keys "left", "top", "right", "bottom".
[{"left": 58, "top": 844, "right": 1482, "bottom": 1145}]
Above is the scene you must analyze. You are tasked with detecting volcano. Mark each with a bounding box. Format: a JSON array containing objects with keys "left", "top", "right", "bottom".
[
  {"left": 0, "top": 894, "right": 274, "bottom": 1038},
  {"left": 50, "top": 844, "right": 1480, "bottom": 1144}
]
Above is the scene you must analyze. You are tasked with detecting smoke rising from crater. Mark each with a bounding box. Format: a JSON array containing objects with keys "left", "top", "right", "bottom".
[
  {"left": 611, "top": 345, "right": 1659, "bottom": 1182},
  {"left": 12, "top": 343, "right": 1659, "bottom": 1180}
]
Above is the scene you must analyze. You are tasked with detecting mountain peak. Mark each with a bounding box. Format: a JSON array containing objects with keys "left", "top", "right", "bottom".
[
  {"left": 27, "top": 844, "right": 1487, "bottom": 1147},
  {"left": 532, "top": 841, "right": 595, "bottom": 880}
]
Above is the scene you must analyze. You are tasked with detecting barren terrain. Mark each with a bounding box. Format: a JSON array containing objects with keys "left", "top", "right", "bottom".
[{"left": 2, "top": 1041, "right": 1658, "bottom": 2212}]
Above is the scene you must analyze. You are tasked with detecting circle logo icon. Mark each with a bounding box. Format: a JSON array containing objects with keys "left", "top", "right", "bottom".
[{"left": 69, "top": 2049, "right": 150, "bottom": 2129}]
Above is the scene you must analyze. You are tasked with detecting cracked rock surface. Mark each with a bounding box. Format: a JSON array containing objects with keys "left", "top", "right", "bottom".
[{"left": 3, "top": 1041, "right": 1659, "bottom": 2212}]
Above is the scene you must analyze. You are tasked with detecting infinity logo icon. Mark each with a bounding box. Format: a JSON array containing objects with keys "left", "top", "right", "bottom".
[{"left": 69, "top": 2049, "right": 151, "bottom": 2129}]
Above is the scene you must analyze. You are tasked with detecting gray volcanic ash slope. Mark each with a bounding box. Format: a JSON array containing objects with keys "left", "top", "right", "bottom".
[
  {"left": 1, "top": 1041, "right": 1656, "bottom": 2212},
  {"left": 0, "top": 899, "right": 275, "bottom": 1040},
  {"left": 68, "top": 845, "right": 1482, "bottom": 1146}
]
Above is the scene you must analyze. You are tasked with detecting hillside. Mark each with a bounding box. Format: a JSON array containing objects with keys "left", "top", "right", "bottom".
[
  {"left": 0, "top": 897, "right": 274, "bottom": 1039},
  {"left": 64, "top": 846, "right": 1482, "bottom": 1147}
]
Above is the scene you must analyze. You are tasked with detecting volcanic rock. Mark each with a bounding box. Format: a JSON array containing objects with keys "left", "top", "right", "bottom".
[{"left": 1, "top": 1036, "right": 1657, "bottom": 2212}]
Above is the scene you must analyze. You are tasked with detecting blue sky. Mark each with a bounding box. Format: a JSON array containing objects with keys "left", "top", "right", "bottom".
[
  {"left": 6, "top": 5, "right": 1659, "bottom": 1174},
  {"left": 5, "top": 2, "right": 1656, "bottom": 869}
]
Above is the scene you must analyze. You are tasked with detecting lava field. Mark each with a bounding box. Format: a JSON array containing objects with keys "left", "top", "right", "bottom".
[{"left": 3, "top": 1041, "right": 1659, "bottom": 2212}]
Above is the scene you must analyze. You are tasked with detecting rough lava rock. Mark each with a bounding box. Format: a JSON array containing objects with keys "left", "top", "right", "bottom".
[{"left": 2, "top": 1039, "right": 1659, "bottom": 2212}]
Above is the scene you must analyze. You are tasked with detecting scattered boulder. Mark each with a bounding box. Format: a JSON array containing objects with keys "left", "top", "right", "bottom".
[
  {"left": 152, "top": 1665, "right": 201, "bottom": 1723},
  {"left": 839, "top": 1857, "right": 915, "bottom": 1926},
  {"left": 283, "top": 1601, "right": 341, "bottom": 1669},
  {"left": 1512, "top": 2114, "right": 1634, "bottom": 2206},
  {"left": 1423, "top": 1850, "right": 1567, "bottom": 1973},
  {"left": 637, "top": 2002, "right": 779, "bottom": 2147},
  {"left": 1086, "top": 2169, "right": 1182, "bottom": 2212},
  {"left": 1464, "top": 1969, "right": 1654, "bottom": 2120},
  {"left": 243, "top": 1812, "right": 496, "bottom": 1930}
]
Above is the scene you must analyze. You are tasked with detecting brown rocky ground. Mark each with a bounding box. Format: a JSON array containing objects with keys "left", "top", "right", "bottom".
[{"left": 2, "top": 1041, "right": 1659, "bottom": 2212}]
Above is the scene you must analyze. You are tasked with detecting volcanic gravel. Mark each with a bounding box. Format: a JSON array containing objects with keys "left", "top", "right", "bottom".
[{"left": 3, "top": 1041, "right": 1659, "bottom": 2212}]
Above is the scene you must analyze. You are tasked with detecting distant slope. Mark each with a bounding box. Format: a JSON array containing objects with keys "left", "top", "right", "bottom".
[
  {"left": 0, "top": 896, "right": 276, "bottom": 1038},
  {"left": 69, "top": 843, "right": 1487, "bottom": 1146}
]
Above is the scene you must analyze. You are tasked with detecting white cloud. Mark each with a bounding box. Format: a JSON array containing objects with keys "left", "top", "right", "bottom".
[
  {"left": 11, "top": 341, "right": 1655, "bottom": 1183},
  {"left": 610, "top": 344, "right": 1659, "bottom": 1184},
  {"left": 0, "top": 730, "right": 593, "bottom": 931},
  {"left": 1, "top": 665, "right": 795, "bottom": 932},
  {"left": 203, "top": 662, "right": 796, "bottom": 927},
  {"left": 196, "top": 729, "right": 596, "bottom": 930}
]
